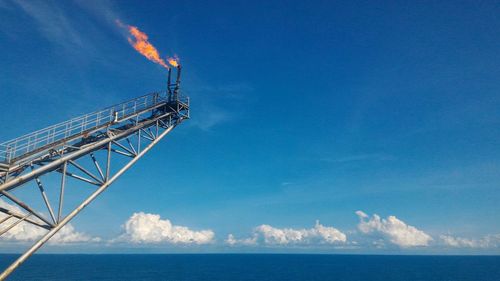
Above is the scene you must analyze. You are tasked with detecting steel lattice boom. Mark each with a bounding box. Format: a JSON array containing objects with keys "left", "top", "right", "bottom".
[{"left": 0, "top": 66, "right": 188, "bottom": 280}]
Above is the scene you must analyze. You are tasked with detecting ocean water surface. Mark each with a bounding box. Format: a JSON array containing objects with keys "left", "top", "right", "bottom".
[{"left": 0, "top": 254, "right": 499, "bottom": 281}]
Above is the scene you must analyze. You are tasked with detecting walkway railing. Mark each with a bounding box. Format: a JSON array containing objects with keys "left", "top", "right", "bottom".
[{"left": 0, "top": 92, "right": 182, "bottom": 164}]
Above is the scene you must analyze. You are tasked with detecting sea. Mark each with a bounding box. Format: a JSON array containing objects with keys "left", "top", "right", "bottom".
[{"left": 0, "top": 254, "right": 499, "bottom": 281}]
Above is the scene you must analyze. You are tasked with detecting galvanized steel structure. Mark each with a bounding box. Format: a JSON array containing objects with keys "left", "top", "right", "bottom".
[{"left": 0, "top": 66, "right": 188, "bottom": 280}]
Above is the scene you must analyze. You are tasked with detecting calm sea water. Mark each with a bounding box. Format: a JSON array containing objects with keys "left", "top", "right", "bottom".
[{"left": 0, "top": 254, "right": 499, "bottom": 281}]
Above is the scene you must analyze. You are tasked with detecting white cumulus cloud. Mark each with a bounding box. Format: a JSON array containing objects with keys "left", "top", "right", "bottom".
[
  {"left": 225, "top": 234, "right": 258, "bottom": 246},
  {"left": 227, "top": 220, "right": 347, "bottom": 246},
  {"left": 440, "top": 234, "right": 500, "bottom": 248},
  {"left": 0, "top": 199, "right": 100, "bottom": 244},
  {"left": 115, "top": 212, "right": 214, "bottom": 245},
  {"left": 356, "top": 211, "right": 432, "bottom": 247}
]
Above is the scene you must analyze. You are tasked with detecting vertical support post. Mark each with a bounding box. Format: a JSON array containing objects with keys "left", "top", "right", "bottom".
[
  {"left": 106, "top": 142, "right": 111, "bottom": 181},
  {"left": 137, "top": 129, "right": 141, "bottom": 154},
  {"left": 5, "top": 145, "right": 10, "bottom": 164},
  {"left": 174, "top": 65, "right": 181, "bottom": 101},
  {"left": 167, "top": 68, "right": 172, "bottom": 100},
  {"left": 57, "top": 162, "right": 67, "bottom": 223}
]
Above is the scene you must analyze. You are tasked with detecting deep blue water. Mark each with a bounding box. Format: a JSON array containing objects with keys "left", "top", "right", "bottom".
[{"left": 0, "top": 254, "right": 499, "bottom": 281}]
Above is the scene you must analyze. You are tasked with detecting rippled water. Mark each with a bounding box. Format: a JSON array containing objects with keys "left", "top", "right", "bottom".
[{"left": 1, "top": 254, "right": 499, "bottom": 281}]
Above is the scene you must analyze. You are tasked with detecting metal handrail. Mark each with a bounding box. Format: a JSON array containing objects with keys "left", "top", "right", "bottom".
[{"left": 0, "top": 91, "right": 187, "bottom": 164}]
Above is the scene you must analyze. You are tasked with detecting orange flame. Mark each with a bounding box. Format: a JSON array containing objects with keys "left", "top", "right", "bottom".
[
  {"left": 118, "top": 21, "right": 170, "bottom": 69},
  {"left": 167, "top": 57, "right": 179, "bottom": 68}
]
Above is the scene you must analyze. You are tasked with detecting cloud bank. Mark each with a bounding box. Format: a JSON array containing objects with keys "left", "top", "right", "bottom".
[
  {"left": 440, "top": 234, "right": 500, "bottom": 249},
  {"left": 226, "top": 234, "right": 258, "bottom": 246},
  {"left": 356, "top": 211, "right": 432, "bottom": 247},
  {"left": 114, "top": 212, "right": 214, "bottom": 245},
  {"left": 226, "top": 221, "right": 347, "bottom": 246},
  {"left": 3, "top": 196, "right": 499, "bottom": 252}
]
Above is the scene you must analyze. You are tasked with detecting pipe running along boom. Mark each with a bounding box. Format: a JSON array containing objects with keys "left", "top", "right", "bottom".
[{"left": 0, "top": 66, "right": 188, "bottom": 280}]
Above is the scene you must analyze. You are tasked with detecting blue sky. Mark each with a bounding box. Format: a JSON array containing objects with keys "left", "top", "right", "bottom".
[{"left": 0, "top": 0, "right": 499, "bottom": 254}]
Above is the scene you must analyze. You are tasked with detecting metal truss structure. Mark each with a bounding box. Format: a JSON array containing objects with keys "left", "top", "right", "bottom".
[{"left": 0, "top": 66, "right": 188, "bottom": 280}]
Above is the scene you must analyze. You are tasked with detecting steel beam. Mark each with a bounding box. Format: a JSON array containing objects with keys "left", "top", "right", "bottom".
[
  {"left": 0, "top": 86, "right": 189, "bottom": 279},
  {"left": 0, "top": 112, "right": 172, "bottom": 192},
  {"left": 0, "top": 126, "right": 174, "bottom": 280}
]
